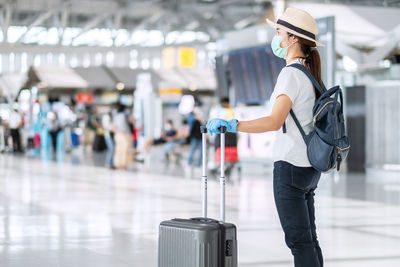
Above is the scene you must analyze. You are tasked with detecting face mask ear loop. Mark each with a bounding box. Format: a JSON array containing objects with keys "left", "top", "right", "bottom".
[
  {"left": 285, "top": 34, "right": 296, "bottom": 49},
  {"left": 285, "top": 41, "right": 295, "bottom": 49}
]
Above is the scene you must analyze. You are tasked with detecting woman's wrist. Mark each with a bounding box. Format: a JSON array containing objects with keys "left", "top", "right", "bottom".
[
  {"left": 227, "top": 119, "right": 238, "bottom": 133},
  {"left": 233, "top": 119, "right": 239, "bottom": 132}
]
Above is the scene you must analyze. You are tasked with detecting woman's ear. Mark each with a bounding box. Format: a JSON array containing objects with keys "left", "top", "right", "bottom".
[{"left": 291, "top": 35, "right": 299, "bottom": 44}]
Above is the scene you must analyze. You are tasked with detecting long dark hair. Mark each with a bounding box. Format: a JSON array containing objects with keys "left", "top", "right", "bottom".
[
  {"left": 300, "top": 38, "right": 324, "bottom": 98},
  {"left": 289, "top": 33, "right": 324, "bottom": 98}
]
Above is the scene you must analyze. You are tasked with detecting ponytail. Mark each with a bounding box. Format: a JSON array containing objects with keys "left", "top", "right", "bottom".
[{"left": 299, "top": 39, "right": 324, "bottom": 98}]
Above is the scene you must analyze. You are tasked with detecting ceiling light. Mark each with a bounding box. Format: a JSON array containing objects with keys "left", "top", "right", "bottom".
[{"left": 116, "top": 82, "right": 125, "bottom": 90}]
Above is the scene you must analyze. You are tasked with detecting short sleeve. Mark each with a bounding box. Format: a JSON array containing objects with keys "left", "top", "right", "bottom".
[{"left": 272, "top": 67, "right": 300, "bottom": 104}]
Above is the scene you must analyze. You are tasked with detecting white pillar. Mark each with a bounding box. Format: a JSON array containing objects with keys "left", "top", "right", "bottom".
[{"left": 275, "top": 0, "right": 287, "bottom": 18}]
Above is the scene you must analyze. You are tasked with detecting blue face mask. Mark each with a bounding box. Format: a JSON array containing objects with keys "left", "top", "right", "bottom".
[{"left": 270, "top": 35, "right": 293, "bottom": 59}]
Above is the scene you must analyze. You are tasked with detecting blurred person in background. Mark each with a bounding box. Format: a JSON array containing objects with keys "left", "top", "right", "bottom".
[
  {"left": 112, "top": 104, "right": 131, "bottom": 169},
  {"left": 187, "top": 111, "right": 204, "bottom": 168},
  {"left": 62, "top": 105, "right": 75, "bottom": 153},
  {"left": 137, "top": 119, "right": 177, "bottom": 162},
  {"left": 209, "top": 97, "right": 235, "bottom": 120},
  {"left": 91, "top": 108, "right": 107, "bottom": 153},
  {"left": 186, "top": 101, "right": 204, "bottom": 133},
  {"left": 173, "top": 119, "right": 190, "bottom": 145},
  {"left": 0, "top": 116, "right": 6, "bottom": 152},
  {"left": 3, "top": 117, "right": 11, "bottom": 152},
  {"left": 102, "top": 111, "right": 115, "bottom": 169},
  {"left": 83, "top": 106, "right": 96, "bottom": 152},
  {"left": 163, "top": 119, "right": 190, "bottom": 162},
  {"left": 48, "top": 110, "right": 61, "bottom": 156},
  {"left": 9, "top": 108, "right": 23, "bottom": 153},
  {"left": 129, "top": 117, "right": 140, "bottom": 161}
]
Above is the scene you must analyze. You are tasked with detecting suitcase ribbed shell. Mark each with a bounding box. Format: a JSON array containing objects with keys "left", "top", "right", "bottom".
[{"left": 158, "top": 220, "right": 219, "bottom": 267}]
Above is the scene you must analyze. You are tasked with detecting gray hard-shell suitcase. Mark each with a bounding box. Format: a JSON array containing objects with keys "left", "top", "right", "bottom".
[{"left": 158, "top": 126, "right": 238, "bottom": 267}]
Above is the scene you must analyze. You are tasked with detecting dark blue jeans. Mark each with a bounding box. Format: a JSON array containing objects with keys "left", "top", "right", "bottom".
[
  {"left": 188, "top": 138, "right": 202, "bottom": 167},
  {"left": 273, "top": 161, "right": 323, "bottom": 267}
]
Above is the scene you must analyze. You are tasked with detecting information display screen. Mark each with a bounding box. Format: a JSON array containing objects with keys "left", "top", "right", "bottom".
[{"left": 226, "top": 46, "right": 285, "bottom": 104}]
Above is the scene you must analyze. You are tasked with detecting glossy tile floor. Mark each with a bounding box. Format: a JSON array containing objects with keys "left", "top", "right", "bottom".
[{"left": 1, "top": 151, "right": 400, "bottom": 267}]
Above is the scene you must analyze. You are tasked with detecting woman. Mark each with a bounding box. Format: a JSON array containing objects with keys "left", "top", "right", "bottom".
[
  {"left": 102, "top": 111, "right": 115, "bottom": 169},
  {"left": 112, "top": 104, "right": 131, "bottom": 169},
  {"left": 187, "top": 117, "right": 202, "bottom": 167},
  {"left": 48, "top": 110, "right": 61, "bottom": 156},
  {"left": 207, "top": 8, "right": 324, "bottom": 267}
]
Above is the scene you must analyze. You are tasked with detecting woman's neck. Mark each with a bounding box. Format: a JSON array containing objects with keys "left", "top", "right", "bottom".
[
  {"left": 286, "top": 55, "right": 305, "bottom": 65},
  {"left": 286, "top": 45, "right": 305, "bottom": 65}
]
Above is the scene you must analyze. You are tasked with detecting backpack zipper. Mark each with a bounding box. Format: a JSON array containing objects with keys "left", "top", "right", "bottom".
[
  {"left": 338, "top": 145, "right": 350, "bottom": 151},
  {"left": 313, "top": 100, "right": 334, "bottom": 126}
]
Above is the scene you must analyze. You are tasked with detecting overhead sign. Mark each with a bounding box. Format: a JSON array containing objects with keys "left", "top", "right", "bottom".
[
  {"left": 158, "top": 88, "right": 182, "bottom": 103},
  {"left": 162, "top": 47, "right": 175, "bottom": 69},
  {"left": 179, "top": 47, "right": 196, "bottom": 68},
  {"left": 101, "top": 92, "right": 119, "bottom": 104},
  {"left": 76, "top": 93, "right": 93, "bottom": 104}
]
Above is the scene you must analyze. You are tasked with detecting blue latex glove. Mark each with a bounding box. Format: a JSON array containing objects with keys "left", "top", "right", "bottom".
[{"left": 206, "top": 119, "right": 237, "bottom": 136}]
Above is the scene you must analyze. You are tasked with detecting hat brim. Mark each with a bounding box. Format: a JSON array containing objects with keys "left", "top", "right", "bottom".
[{"left": 266, "top": 19, "right": 325, "bottom": 47}]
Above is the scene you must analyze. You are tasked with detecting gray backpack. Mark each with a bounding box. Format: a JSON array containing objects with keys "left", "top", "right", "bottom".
[{"left": 283, "top": 64, "right": 350, "bottom": 172}]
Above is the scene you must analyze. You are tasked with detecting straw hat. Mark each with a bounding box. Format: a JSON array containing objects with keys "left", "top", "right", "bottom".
[{"left": 266, "top": 7, "right": 324, "bottom": 47}]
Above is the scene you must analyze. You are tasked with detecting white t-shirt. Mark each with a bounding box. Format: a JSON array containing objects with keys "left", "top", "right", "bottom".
[
  {"left": 102, "top": 114, "right": 113, "bottom": 138},
  {"left": 9, "top": 111, "right": 22, "bottom": 129},
  {"left": 113, "top": 112, "right": 131, "bottom": 134},
  {"left": 269, "top": 58, "right": 316, "bottom": 167}
]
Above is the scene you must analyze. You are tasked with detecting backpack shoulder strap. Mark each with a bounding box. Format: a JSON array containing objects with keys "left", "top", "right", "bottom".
[
  {"left": 282, "top": 64, "right": 320, "bottom": 143},
  {"left": 289, "top": 110, "right": 308, "bottom": 143},
  {"left": 282, "top": 111, "right": 307, "bottom": 138},
  {"left": 287, "top": 63, "right": 325, "bottom": 95}
]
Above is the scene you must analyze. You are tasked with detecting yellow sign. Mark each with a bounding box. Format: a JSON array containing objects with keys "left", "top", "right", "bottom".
[
  {"left": 158, "top": 88, "right": 182, "bottom": 95},
  {"left": 159, "top": 88, "right": 182, "bottom": 103},
  {"left": 179, "top": 47, "right": 196, "bottom": 68}
]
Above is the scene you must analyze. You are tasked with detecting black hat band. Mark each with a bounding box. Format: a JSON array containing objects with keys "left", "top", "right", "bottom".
[{"left": 277, "top": 19, "right": 316, "bottom": 40}]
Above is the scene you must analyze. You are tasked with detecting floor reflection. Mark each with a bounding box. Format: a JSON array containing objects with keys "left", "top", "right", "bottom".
[{"left": 0, "top": 153, "right": 399, "bottom": 267}]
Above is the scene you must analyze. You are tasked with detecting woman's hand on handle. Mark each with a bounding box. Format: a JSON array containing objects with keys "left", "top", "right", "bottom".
[{"left": 206, "top": 119, "right": 237, "bottom": 136}]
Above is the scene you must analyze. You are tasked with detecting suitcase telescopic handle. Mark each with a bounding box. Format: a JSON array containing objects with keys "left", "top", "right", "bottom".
[
  {"left": 200, "top": 125, "right": 208, "bottom": 218},
  {"left": 200, "top": 125, "right": 227, "bottom": 223},
  {"left": 219, "top": 126, "right": 227, "bottom": 223}
]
